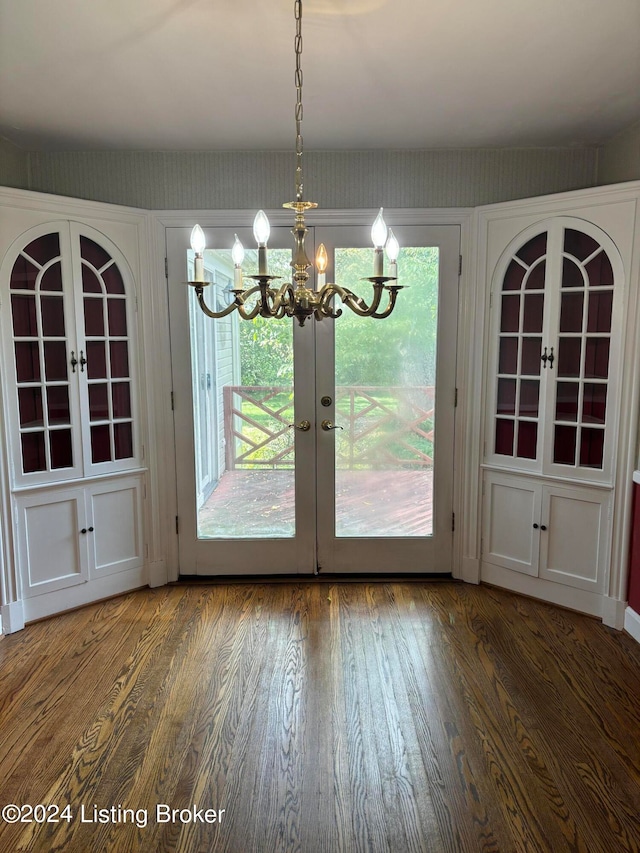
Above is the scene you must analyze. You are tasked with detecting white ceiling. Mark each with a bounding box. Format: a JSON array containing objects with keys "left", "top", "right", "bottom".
[{"left": 1, "top": 0, "right": 639, "bottom": 152}]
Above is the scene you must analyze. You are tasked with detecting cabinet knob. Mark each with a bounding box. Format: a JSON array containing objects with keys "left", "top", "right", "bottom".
[
  {"left": 88, "top": 526, "right": 94, "bottom": 532},
  {"left": 540, "top": 524, "right": 547, "bottom": 531},
  {"left": 533, "top": 523, "right": 539, "bottom": 529},
  {"left": 80, "top": 528, "right": 87, "bottom": 535}
]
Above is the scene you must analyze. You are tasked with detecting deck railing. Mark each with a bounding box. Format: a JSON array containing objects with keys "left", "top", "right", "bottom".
[{"left": 223, "top": 385, "right": 435, "bottom": 471}]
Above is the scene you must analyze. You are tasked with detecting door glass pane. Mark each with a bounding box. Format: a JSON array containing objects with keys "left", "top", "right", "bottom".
[
  {"left": 108, "top": 299, "right": 128, "bottom": 336},
  {"left": 556, "top": 382, "right": 579, "bottom": 421},
  {"left": 497, "top": 378, "right": 516, "bottom": 414},
  {"left": 21, "top": 432, "right": 46, "bottom": 473},
  {"left": 498, "top": 337, "right": 518, "bottom": 374},
  {"left": 521, "top": 338, "right": 542, "bottom": 375},
  {"left": 44, "top": 341, "right": 68, "bottom": 381},
  {"left": 12, "top": 294, "right": 37, "bottom": 336},
  {"left": 554, "top": 425, "right": 577, "bottom": 465},
  {"left": 11, "top": 256, "right": 38, "bottom": 290},
  {"left": 334, "top": 246, "right": 437, "bottom": 537},
  {"left": 192, "top": 248, "right": 295, "bottom": 539},
  {"left": 40, "top": 263, "right": 63, "bottom": 292},
  {"left": 18, "top": 387, "right": 43, "bottom": 427},
  {"left": 84, "top": 297, "right": 104, "bottom": 335},
  {"left": 584, "top": 338, "right": 610, "bottom": 379},
  {"left": 114, "top": 422, "right": 133, "bottom": 459},
  {"left": 89, "top": 383, "right": 110, "bottom": 420},
  {"left": 86, "top": 341, "right": 107, "bottom": 379},
  {"left": 559, "top": 292, "right": 584, "bottom": 332},
  {"left": 522, "top": 293, "right": 544, "bottom": 333},
  {"left": 516, "top": 421, "right": 537, "bottom": 459},
  {"left": 46, "top": 386, "right": 71, "bottom": 425},
  {"left": 24, "top": 233, "right": 60, "bottom": 266},
  {"left": 495, "top": 419, "right": 515, "bottom": 455},
  {"left": 15, "top": 342, "right": 41, "bottom": 382},
  {"left": 91, "top": 424, "right": 112, "bottom": 463},
  {"left": 587, "top": 290, "right": 613, "bottom": 332},
  {"left": 41, "top": 296, "right": 65, "bottom": 336},
  {"left": 50, "top": 429, "right": 73, "bottom": 469}
]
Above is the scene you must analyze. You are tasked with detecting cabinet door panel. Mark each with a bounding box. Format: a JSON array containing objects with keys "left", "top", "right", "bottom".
[
  {"left": 483, "top": 474, "right": 540, "bottom": 575},
  {"left": 89, "top": 477, "right": 143, "bottom": 576},
  {"left": 16, "top": 488, "right": 89, "bottom": 596},
  {"left": 539, "top": 486, "right": 608, "bottom": 592}
]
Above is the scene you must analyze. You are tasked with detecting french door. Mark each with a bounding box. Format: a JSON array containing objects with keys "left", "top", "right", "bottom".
[{"left": 167, "top": 220, "right": 459, "bottom": 575}]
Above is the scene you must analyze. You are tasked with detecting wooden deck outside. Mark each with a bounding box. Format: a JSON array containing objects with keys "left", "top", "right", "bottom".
[{"left": 197, "top": 469, "right": 433, "bottom": 538}]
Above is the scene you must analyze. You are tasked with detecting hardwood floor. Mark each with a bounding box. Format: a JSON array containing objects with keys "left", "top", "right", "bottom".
[{"left": 1, "top": 581, "right": 640, "bottom": 852}]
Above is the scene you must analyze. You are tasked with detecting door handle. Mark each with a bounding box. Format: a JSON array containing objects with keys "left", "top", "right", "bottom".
[
  {"left": 321, "top": 420, "right": 343, "bottom": 431},
  {"left": 289, "top": 420, "right": 311, "bottom": 431}
]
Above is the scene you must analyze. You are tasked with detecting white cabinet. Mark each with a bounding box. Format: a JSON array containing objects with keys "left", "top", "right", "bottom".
[
  {"left": 479, "top": 201, "right": 635, "bottom": 618},
  {"left": 0, "top": 214, "right": 146, "bottom": 623},
  {"left": 483, "top": 472, "right": 610, "bottom": 594},
  {"left": 15, "top": 476, "right": 144, "bottom": 599}
]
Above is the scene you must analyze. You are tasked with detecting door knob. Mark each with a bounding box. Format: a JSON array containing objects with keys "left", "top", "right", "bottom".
[
  {"left": 321, "top": 420, "right": 343, "bottom": 431},
  {"left": 289, "top": 420, "right": 311, "bottom": 431}
]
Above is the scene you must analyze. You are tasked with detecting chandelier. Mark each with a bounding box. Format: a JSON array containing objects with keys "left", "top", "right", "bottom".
[{"left": 187, "top": 0, "right": 402, "bottom": 327}]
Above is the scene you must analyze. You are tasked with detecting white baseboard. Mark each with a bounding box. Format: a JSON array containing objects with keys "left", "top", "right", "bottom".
[
  {"left": 601, "top": 595, "right": 627, "bottom": 629},
  {"left": 1, "top": 600, "right": 25, "bottom": 634},
  {"left": 460, "top": 556, "right": 480, "bottom": 584},
  {"left": 624, "top": 606, "right": 640, "bottom": 644},
  {"left": 22, "top": 568, "right": 146, "bottom": 624}
]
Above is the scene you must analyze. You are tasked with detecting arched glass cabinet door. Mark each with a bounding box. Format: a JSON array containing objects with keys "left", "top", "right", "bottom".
[
  {"left": 7, "top": 227, "right": 81, "bottom": 481},
  {"left": 493, "top": 231, "right": 548, "bottom": 466},
  {"left": 490, "top": 218, "right": 623, "bottom": 483},
  {"left": 2, "top": 222, "right": 139, "bottom": 486},
  {"left": 75, "top": 231, "right": 136, "bottom": 472}
]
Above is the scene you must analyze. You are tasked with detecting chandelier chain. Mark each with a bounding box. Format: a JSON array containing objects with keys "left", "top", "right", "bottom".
[{"left": 294, "top": 0, "right": 304, "bottom": 201}]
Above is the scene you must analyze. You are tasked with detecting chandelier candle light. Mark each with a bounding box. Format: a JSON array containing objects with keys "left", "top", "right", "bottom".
[{"left": 187, "top": 0, "right": 402, "bottom": 326}]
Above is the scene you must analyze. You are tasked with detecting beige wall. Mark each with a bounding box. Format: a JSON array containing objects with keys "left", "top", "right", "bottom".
[
  {"left": 0, "top": 137, "right": 28, "bottom": 189},
  {"left": 598, "top": 120, "right": 640, "bottom": 185},
  {"left": 11, "top": 147, "right": 599, "bottom": 210}
]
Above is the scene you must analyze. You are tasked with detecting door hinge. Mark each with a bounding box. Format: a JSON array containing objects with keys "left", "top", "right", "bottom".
[
  {"left": 452, "top": 512, "right": 455, "bottom": 532},
  {"left": 175, "top": 516, "right": 179, "bottom": 535},
  {"left": 171, "top": 391, "right": 175, "bottom": 411},
  {"left": 165, "top": 257, "right": 169, "bottom": 279},
  {"left": 458, "top": 255, "right": 462, "bottom": 277},
  {"left": 454, "top": 387, "right": 458, "bottom": 408}
]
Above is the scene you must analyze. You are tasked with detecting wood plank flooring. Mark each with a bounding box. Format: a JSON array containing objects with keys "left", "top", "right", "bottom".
[{"left": 1, "top": 581, "right": 640, "bottom": 852}]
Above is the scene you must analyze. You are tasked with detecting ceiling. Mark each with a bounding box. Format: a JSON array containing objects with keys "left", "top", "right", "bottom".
[{"left": 1, "top": 0, "right": 639, "bottom": 152}]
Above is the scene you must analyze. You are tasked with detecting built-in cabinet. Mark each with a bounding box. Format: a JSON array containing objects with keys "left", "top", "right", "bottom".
[
  {"left": 483, "top": 471, "right": 610, "bottom": 593},
  {"left": 0, "top": 206, "right": 147, "bottom": 624},
  {"left": 480, "top": 200, "right": 638, "bottom": 621}
]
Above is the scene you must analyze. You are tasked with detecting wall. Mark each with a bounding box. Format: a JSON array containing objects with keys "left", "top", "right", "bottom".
[
  {"left": 598, "top": 120, "right": 640, "bottom": 185},
  {"left": 22, "top": 148, "right": 599, "bottom": 210},
  {"left": 0, "top": 138, "right": 28, "bottom": 189}
]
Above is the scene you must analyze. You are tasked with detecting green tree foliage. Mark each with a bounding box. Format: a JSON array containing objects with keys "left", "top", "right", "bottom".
[{"left": 238, "top": 245, "right": 439, "bottom": 387}]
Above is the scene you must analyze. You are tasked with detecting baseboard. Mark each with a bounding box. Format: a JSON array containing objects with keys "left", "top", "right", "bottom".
[
  {"left": 624, "top": 606, "right": 640, "bottom": 644},
  {"left": 1, "top": 600, "right": 25, "bottom": 634},
  {"left": 460, "top": 556, "right": 480, "bottom": 584},
  {"left": 601, "top": 595, "right": 627, "bottom": 629},
  {"left": 22, "top": 568, "right": 146, "bottom": 624}
]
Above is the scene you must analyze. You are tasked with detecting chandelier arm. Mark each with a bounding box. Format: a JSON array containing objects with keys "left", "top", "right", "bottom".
[
  {"left": 235, "top": 286, "right": 264, "bottom": 320},
  {"left": 336, "top": 284, "right": 386, "bottom": 317},
  {"left": 370, "top": 287, "right": 402, "bottom": 319},
  {"left": 317, "top": 284, "right": 343, "bottom": 318},
  {"left": 194, "top": 286, "right": 242, "bottom": 319}
]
